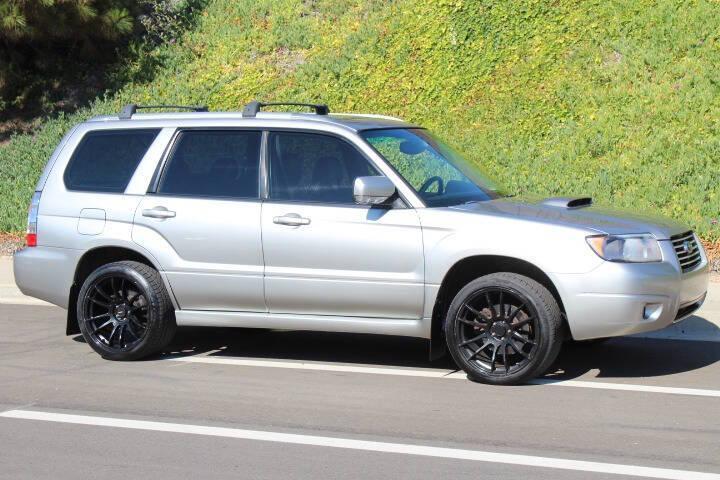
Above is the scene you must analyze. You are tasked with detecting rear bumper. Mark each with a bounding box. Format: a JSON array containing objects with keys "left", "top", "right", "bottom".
[
  {"left": 551, "top": 243, "right": 710, "bottom": 340},
  {"left": 13, "top": 246, "right": 79, "bottom": 309}
]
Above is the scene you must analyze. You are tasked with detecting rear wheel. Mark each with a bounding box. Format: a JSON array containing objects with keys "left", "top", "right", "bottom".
[
  {"left": 445, "top": 272, "right": 563, "bottom": 385},
  {"left": 77, "top": 260, "right": 176, "bottom": 360}
]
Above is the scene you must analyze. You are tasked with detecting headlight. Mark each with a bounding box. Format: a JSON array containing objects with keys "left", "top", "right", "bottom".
[{"left": 586, "top": 234, "right": 662, "bottom": 263}]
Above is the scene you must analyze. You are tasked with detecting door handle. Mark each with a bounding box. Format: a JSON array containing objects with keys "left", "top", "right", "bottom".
[
  {"left": 273, "top": 213, "right": 311, "bottom": 226},
  {"left": 142, "top": 206, "right": 176, "bottom": 219}
]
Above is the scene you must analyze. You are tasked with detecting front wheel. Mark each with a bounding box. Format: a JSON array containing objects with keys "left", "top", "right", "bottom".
[
  {"left": 77, "top": 260, "right": 176, "bottom": 360},
  {"left": 445, "top": 272, "right": 563, "bottom": 385}
]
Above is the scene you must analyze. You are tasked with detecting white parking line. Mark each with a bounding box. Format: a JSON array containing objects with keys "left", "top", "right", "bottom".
[
  {"left": 1, "top": 409, "right": 717, "bottom": 480},
  {"left": 168, "top": 356, "right": 720, "bottom": 398},
  {"left": 170, "top": 356, "right": 454, "bottom": 377},
  {"left": 531, "top": 378, "right": 720, "bottom": 397}
]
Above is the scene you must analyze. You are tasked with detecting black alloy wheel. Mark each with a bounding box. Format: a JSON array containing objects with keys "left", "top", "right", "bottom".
[
  {"left": 82, "top": 274, "right": 149, "bottom": 351},
  {"left": 77, "top": 261, "right": 176, "bottom": 360},
  {"left": 454, "top": 287, "right": 538, "bottom": 376},
  {"left": 445, "top": 272, "right": 563, "bottom": 385}
]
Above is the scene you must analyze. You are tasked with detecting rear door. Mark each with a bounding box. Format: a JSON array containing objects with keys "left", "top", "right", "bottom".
[
  {"left": 261, "top": 130, "right": 425, "bottom": 319},
  {"left": 132, "top": 129, "right": 265, "bottom": 311}
]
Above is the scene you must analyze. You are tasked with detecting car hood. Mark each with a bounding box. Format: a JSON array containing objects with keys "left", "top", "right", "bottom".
[{"left": 449, "top": 196, "right": 689, "bottom": 240}]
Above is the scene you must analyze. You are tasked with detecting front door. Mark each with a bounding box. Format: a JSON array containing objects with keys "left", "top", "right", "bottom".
[
  {"left": 261, "top": 131, "right": 424, "bottom": 319},
  {"left": 133, "top": 129, "right": 265, "bottom": 311}
]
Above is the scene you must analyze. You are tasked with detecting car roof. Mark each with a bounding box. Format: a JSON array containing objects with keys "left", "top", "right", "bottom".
[{"left": 86, "top": 111, "right": 418, "bottom": 132}]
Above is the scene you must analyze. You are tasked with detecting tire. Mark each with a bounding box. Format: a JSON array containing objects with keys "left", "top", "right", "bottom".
[
  {"left": 444, "top": 272, "right": 563, "bottom": 385},
  {"left": 77, "top": 260, "right": 176, "bottom": 360}
]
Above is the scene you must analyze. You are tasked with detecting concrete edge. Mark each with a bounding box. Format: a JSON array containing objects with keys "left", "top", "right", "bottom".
[{"left": 1, "top": 256, "right": 719, "bottom": 342}]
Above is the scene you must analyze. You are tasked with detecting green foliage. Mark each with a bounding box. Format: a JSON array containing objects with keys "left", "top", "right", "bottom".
[
  {"left": 0, "top": 113, "right": 78, "bottom": 231},
  {"left": 0, "top": 0, "right": 206, "bottom": 127},
  {"left": 140, "top": 0, "right": 208, "bottom": 45},
  {"left": 0, "top": 0, "right": 139, "bottom": 111},
  {"left": 0, "top": 0, "right": 136, "bottom": 45},
  {"left": 1, "top": 0, "right": 719, "bottom": 242}
]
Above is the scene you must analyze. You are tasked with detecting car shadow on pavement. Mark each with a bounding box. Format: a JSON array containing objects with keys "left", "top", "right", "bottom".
[
  {"left": 162, "top": 326, "right": 720, "bottom": 380},
  {"left": 549, "top": 336, "right": 720, "bottom": 380},
  {"left": 164, "top": 327, "right": 458, "bottom": 370}
]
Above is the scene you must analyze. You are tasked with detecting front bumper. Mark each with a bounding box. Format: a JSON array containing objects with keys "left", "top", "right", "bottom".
[{"left": 550, "top": 244, "right": 710, "bottom": 340}]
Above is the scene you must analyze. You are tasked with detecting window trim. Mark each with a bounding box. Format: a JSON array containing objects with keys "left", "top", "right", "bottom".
[
  {"left": 262, "top": 128, "right": 408, "bottom": 208},
  {"left": 149, "top": 127, "right": 265, "bottom": 201},
  {"left": 63, "top": 128, "right": 161, "bottom": 194},
  {"left": 147, "top": 127, "right": 180, "bottom": 194}
]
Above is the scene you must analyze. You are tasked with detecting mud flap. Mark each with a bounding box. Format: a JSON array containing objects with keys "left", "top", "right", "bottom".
[{"left": 66, "top": 284, "right": 80, "bottom": 335}]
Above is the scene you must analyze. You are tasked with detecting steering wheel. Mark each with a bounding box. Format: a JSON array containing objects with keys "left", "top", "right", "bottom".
[{"left": 419, "top": 176, "right": 444, "bottom": 195}]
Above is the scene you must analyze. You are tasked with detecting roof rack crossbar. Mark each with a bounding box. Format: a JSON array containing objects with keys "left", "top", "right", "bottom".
[
  {"left": 242, "top": 101, "right": 329, "bottom": 118},
  {"left": 119, "top": 104, "right": 209, "bottom": 120}
]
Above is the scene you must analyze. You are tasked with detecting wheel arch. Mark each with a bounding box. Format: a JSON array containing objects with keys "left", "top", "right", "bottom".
[
  {"left": 429, "top": 255, "right": 567, "bottom": 359},
  {"left": 66, "top": 246, "right": 162, "bottom": 336}
]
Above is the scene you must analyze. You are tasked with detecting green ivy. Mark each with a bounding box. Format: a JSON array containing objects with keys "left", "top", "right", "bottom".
[{"left": 1, "top": 0, "right": 719, "bottom": 242}]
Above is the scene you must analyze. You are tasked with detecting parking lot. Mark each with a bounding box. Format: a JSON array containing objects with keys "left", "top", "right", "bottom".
[{"left": 0, "top": 302, "right": 719, "bottom": 479}]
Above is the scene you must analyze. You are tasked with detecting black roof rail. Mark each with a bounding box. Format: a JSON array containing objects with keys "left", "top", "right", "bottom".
[
  {"left": 242, "top": 101, "right": 329, "bottom": 118},
  {"left": 119, "top": 104, "right": 209, "bottom": 120}
]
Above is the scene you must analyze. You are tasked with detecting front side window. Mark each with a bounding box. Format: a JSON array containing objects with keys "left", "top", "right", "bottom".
[
  {"left": 361, "top": 128, "right": 505, "bottom": 207},
  {"left": 268, "top": 131, "right": 380, "bottom": 203},
  {"left": 158, "top": 130, "right": 261, "bottom": 199},
  {"left": 64, "top": 129, "right": 160, "bottom": 193}
]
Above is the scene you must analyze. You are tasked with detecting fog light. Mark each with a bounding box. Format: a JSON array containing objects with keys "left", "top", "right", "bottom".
[{"left": 642, "top": 303, "right": 662, "bottom": 321}]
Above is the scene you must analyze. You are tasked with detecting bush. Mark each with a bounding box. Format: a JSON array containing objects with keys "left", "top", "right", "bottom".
[
  {"left": 0, "top": 1, "right": 141, "bottom": 120},
  {"left": 140, "top": 0, "right": 208, "bottom": 45},
  {"left": 1, "top": 0, "right": 719, "bottom": 248},
  {"left": 0, "top": 0, "right": 207, "bottom": 136}
]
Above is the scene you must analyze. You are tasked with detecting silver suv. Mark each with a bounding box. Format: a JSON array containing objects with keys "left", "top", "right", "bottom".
[{"left": 13, "top": 101, "right": 710, "bottom": 384}]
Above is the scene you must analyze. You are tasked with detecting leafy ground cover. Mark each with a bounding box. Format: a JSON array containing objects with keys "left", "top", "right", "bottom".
[{"left": 1, "top": 0, "right": 719, "bottom": 262}]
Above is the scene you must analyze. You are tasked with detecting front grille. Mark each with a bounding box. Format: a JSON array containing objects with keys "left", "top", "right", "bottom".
[{"left": 670, "top": 231, "right": 702, "bottom": 272}]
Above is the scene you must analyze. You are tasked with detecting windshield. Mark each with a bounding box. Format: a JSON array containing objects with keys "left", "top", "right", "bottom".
[{"left": 361, "top": 128, "right": 505, "bottom": 207}]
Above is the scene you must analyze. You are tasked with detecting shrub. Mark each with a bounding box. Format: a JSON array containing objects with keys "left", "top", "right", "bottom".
[{"left": 1, "top": 0, "right": 719, "bottom": 249}]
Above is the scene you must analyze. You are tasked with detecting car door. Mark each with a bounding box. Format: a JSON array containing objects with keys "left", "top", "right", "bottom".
[
  {"left": 261, "top": 130, "right": 425, "bottom": 319},
  {"left": 132, "top": 129, "right": 265, "bottom": 311}
]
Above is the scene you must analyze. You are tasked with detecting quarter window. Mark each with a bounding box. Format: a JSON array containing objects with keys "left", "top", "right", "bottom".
[
  {"left": 268, "top": 132, "right": 380, "bottom": 203},
  {"left": 64, "top": 129, "right": 160, "bottom": 193},
  {"left": 158, "top": 130, "right": 261, "bottom": 199}
]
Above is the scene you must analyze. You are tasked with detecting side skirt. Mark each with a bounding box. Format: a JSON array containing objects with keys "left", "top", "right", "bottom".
[{"left": 175, "top": 310, "right": 429, "bottom": 338}]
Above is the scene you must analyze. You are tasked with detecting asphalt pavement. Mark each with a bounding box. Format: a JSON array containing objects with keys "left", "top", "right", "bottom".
[{"left": 1, "top": 303, "right": 719, "bottom": 479}]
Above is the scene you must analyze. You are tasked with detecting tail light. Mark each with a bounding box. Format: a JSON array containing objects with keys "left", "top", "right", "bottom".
[{"left": 26, "top": 191, "right": 41, "bottom": 247}]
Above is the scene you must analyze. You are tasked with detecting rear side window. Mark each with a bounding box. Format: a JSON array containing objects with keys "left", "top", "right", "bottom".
[
  {"left": 64, "top": 129, "right": 160, "bottom": 193},
  {"left": 268, "top": 131, "right": 380, "bottom": 203},
  {"left": 157, "top": 130, "right": 261, "bottom": 199}
]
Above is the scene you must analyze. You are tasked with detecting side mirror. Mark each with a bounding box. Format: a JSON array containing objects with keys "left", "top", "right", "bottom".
[{"left": 353, "top": 176, "right": 396, "bottom": 206}]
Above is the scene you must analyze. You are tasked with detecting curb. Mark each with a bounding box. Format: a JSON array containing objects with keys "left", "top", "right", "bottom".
[
  {"left": 1, "top": 256, "right": 719, "bottom": 341},
  {"left": 0, "top": 256, "right": 57, "bottom": 307}
]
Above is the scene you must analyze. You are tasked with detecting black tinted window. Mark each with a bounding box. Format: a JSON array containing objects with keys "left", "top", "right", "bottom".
[
  {"left": 268, "top": 132, "right": 380, "bottom": 203},
  {"left": 64, "top": 129, "right": 159, "bottom": 192},
  {"left": 158, "top": 130, "right": 261, "bottom": 199}
]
